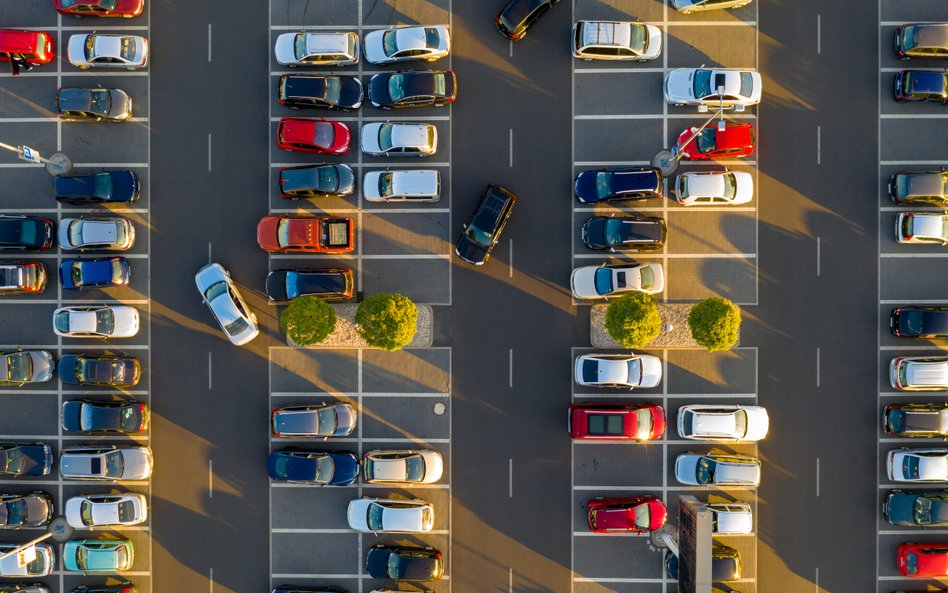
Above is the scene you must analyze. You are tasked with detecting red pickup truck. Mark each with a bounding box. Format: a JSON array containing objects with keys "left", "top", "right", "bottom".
[{"left": 256, "top": 215, "right": 355, "bottom": 254}]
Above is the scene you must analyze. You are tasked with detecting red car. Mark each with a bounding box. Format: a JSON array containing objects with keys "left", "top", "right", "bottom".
[
  {"left": 587, "top": 496, "right": 667, "bottom": 534},
  {"left": 568, "top": 403, "right": 665, "bottom": 441},
  {"left": 54, "top": 0, "right": 144, "bottom": 17},
  {"left": 674, "top": 121, "right": 755, "bottom": 161},
  {"left": 898, "top": 542, "right": 948, "bottom": 577},
  {"left": 0, "top": 29, "right": 54, "bottom": 67},
  {"left": 276, "top": 118, "right": 350, "bottom": 154},
  {"left": 256, "top": 215, "right": 355, "bottom": 254}
]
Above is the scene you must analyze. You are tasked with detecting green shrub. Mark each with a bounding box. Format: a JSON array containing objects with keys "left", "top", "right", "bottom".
[
  {"left": 355, "top": 293, "right": 418, "bottom": 351},
  {"left": 281, "top": 296, "right": 336, "bottom": 346},
  {"left": 688, "top": 297, "right": 741, "bottom": 352},
  {"left": 604, "top": 293, "right": 661, "bottom": 348}
]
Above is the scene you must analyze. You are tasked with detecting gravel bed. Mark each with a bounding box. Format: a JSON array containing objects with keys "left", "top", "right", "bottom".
[
  {"left": 590, "top": 303, "right": 701, "bottom": 349},
  {"left": 287, "top": 303, "right": 433, "bottom": 349}
]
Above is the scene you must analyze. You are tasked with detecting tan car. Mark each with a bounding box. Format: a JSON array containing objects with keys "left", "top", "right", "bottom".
[{"left": 671, "top": 0, "right": 753, "bottom": 14}]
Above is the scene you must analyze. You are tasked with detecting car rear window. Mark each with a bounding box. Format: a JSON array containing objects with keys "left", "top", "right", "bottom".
[{"left": 739, "top": 72, "right": 754, "bottom": 97}]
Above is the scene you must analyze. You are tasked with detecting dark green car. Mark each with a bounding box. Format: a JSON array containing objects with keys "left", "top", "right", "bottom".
[{"left": 884, "top": 490, "right": 948, "bottom": 526}]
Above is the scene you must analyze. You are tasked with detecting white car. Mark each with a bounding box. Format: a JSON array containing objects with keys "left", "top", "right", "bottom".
[
  {"left": 65, "top": 493, "right": 148, "bottom": 528},
  {"left": 571, "top": 20, "right": 662, "bottom": 62},
  {"left": 363, "top": 25, "right": 450, "bottom": 64},
  {"left": 887, "top": 448, "right": 948, "bottom": 482},
  {"left": 674, "top": 171, "right": 754, "bottom": 206},
  {"left": 671, "top": 0, "right": 754, "bottom": 14},
  {"left": 58, "top": 217, "right": 135, "bottom": 251},
  {"left": 60, "top": 445, "right": 153, "bottom": 481},
  {"left": 707, "top": 503, "right": 753, "bottom": 534},
  {"left": 361, "top": 122, "right": 437, "bottom": 157},
  {"left": 195, "top": 263, "right": 259, "bottom": 346},
  {"left": 363, "top": 170, "right": 441, "bottom": 202},
  {"left": 674, "top": 452, "right": 761, "bottom": 487},
  {"left": 363, "top": 449, "right": 444, "bottom": 484},
  {"left": 68, "top": 34, "right": 148, "bottom": 69},
  {"left": 570, "top": 262, "right": 664, "bottom": 299},
  {"left": 0, "top": 543, "right": 54, "bottom": 577},
  {"left": 890, "top": 356, "right": 948, "bottom": 391},
  {"left": 347, "top": 498, "right": 434, "bottom": 533},
  {"left": 574, "top": 353, "right": 662, "bottom": 389},
  {"left": 677, "top": 405, "right": 769, "bottom": 442},
  {"left": 664, "top": 68, "right": 762, "bottom": 111},
  {"left": 274, "top": 31, "right": 359, "bottom": 66},
  {"left": 896, "top": 212, "right": 948, "bottom": 245},
  {"left": 53, "top": 305, "right": 139, "bottom": 338}
]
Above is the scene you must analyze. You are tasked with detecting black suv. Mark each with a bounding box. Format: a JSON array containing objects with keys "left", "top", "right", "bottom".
[
  {"left": 581, "top": 215, "right": 666, "bottom": 251},
  {"left": 891, "top": 306, "right": 948, "bottom": 338},
  {"left": 889, "top": 171, "right": 948, "bottom": 206},
  {"left": 0, "top": 215, "right": 55, "bottom": 251},
  {"left": 278, "top": 164, "right": 354, "bottom": 199},
  {"left": 55, "top": 170, "right": 140, "bottom": 204},
  {"left": 278, "top": 75, "right": 363, "bottom": 110},
  {"left": 368, "top": 70, "right": 457, "bottom": 109},
  {"left": 265, "top": 268, "right": 354, "bottom": 302},
  {"left": 496, "top": 0, "right": 560, "bottom": 41},
  {"left": 574, "top": 167, "right": 663, "bottom": 204},
  {"left": 455, "top": 184, "right": 517, "bottom": 265}
]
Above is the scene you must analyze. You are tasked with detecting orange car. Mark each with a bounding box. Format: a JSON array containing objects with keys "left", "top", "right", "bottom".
[{"left": 256, "top": 215, "right": 354, "bottom": 254}]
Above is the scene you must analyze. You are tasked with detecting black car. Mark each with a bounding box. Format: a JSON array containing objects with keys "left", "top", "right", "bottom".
[
  {"left": 368, "top": 70, "right": 458, "bottom": 109},
  {"left": 265, "top": 269, "right": 354, "bottom": 303},
  {"left": 581, "top": 215, "right": 666, "bottom": 251},
  {"left": 57, "top": 87, "right": 131, "bottom": 122},
  {"left": 365, "top": 544, "right": 444, "bottom": 581},
  {"left": 894, "top": 70, "right": 948, "bottom": 103},
  {"left": 889, "top": 170, "right": 948, "bottom": 206},
  {"left": 267, "top": 449, "right": 360, "bottom": 485},
  {"left": 0, "top": 215, "right": 54, "bottom": 251},
  {"left": 278, "top": 75, "right": 363, "bottom": 110},
  {"left": 891, "top": 306, "right": 948, "bottom": 338},
  {"left": 495, "top": 0, "right": 560, "bottom": 41},
  {"left": 55, "top": 170, "right": 140, "bottom": 204},
  {"left": 664, "top": 546, "right": 740, "bottom": 582},
  {"left": 271, "top": 588, "right": 342, "bottom": 593},
  {"left": 884, "top": 489, "right": 948, "bottom": 526},
  {"left": 574, "top": 167, "right": 663, "bottom": 204},
  {"left": 883, "top": 402, "right": 948, "bottom": 437},
  {"left": 0, "top": 442, "right": 53, "bottom": 477},
  {"left": 61, "top": 400, "right": 147, "bottom": 433},
  {"left": 59, "top": 353, "right": 140, "bottom": 387},
  {"left": 0, "top": 491, "right": 54, "bottom": 528},
  {"left": 69, "top": 584, "right": 137, "bottom": 593},
  {"left": 279, "top": 164, "right": 354, "bottom": 199},
  {"left": 455, "top": 184, "right": 517, "bottom": 266},
  {"left": 895, "top": 23, "right": 948, "bottom": 60}
]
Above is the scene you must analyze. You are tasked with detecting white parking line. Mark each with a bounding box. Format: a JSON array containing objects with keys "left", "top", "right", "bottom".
[
  {"left": 576, "top": 113, "right": 757, "bottom": 120},
  {"left": 816, "top": 457, "right": 820, "bottom": 496},
  {"left": 817, "top": 15, "right": 821, "bottom": 54},
  {"left": 208, "top": 133, "right": 212, "bottom": 172},
  {"left": 208, "top": 23, "right": 212, "bottom": 63},
  {"left": 574, "top": 253, "right": 757, "bottom": 259},
  {"left": 816, "top": 236, "right": 821, "bottom": 275},
  {"left": 508, "top": 458, "right": 513, "bottom": 498},
  {"left": 208, "top": 459, "right": 213, "bottom": 498},
  {"left": 880, "top": 252, "right": 948, "bottom": 258},
  {"left": 816, "top": 125, "right": 821, "bottom": 165}
]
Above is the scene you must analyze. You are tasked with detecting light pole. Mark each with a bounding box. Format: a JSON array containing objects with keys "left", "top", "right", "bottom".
[
  {"left": 652, "top": 86, "right": 729, "bottom": 177},
  {"left": 0, "top": 137, "right": 72, "bottom": 176}
]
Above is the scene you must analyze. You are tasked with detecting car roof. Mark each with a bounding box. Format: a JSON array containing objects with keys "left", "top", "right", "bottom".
[
  {"left": 909, "top": 213, "right": 948, "bottom": 238},
  {"left": 303, "top": 32, "right": 352, "bottom": 54},
  {"left": 293, "top": 269, "right": 349, "bottom": 295},
  {"left": 910, "top": 23, "right": 948, "bottom": 48},
  {"left": 0, "top": 29, "right": 47, "bottom": 53},
  {"left": 907, "top": 359, "right": 948, "bottom": 386},
  {"left": 580, "top": 21, "right": 632, "bottom": 48},
  {"left": 59, "top": 88, "right": 95, "bottom": 111},
  {"left": 715, "top": 123, "right": 754, "bottom": 148}
]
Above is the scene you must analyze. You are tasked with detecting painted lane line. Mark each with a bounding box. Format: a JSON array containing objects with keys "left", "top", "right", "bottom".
[
  {"left": 509, "top": 40, "right": 513, "bottom": 58},
  {"left": 816, "top": 347, "right": 820, "bottom": 387},
  {"left": 208, "top": 24, "right": 212, "bottom": 62},
  {"left": 208, "top": 133, "right": 212, "bottom": 172},
  {"left": 208, "top": 459, "right": 213, "bottom": 498},
  {"left": 509, "top": 128, "right": 513, "bottom": 168},
  {"left": 509, "top": 568, "right": 513, "bottom": 593},
  {"left": 816, "top": 457, "right": 820, "bottom": 496},
  {"left": 208, "top": 242, "right": 212, "bottom": 263},
  {"left": 508, "top": 458, "right": 513, "bottom": 498},
  {"left": 509, "top": 239, "right": 513, "bottom": 278},
  {"left": 210, "top": 567, "right": 213, "bottom": 593},
  {"left": 815, "top": 567, "right": 818, "bottom": 592},
  {"left": 816, "top": 125, "right": 821, "bottom": 165},
  {"left": 208, "top": 351, "right": 212, "bottom": 390},
  {"left": 817, "top": 15, "right": 821, "bottom": 54},
  {"left": 509, "top": 349, "right": 513, "bottom": 388},
  {"left": 816, "top": 236, "right": 821, "bottom": 276}
]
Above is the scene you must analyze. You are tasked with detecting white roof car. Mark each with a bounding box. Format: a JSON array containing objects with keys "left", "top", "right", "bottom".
[
  {"left": 674, "top": 452, "right": 761, "bottom": 487},
  {"left": 65, "top": 493, "right": 147, "bottom": 528},
  {"left": 0, "top": 350, "right": 55, "bottom": 385},
  {"left": 896, "top": 212, "right": 948, "bottom": 245},
  {"left": 664, "top": 68, "right": 762, "bottom": 111},
  {"left": 0, "top": 543, "right": 54, "bottom": 577},
  {"left": 574, "top": 353, "right": 662, "bottom": 389},
  {"left": 571, "top": 262, "right": 664, "bottom": 299},
  {"left": 274, "top": 32, "right": 359, "bottom": 66},
  {"left": 363, "top": 449, "right": 444, "bottom": 484},
  {"left": 707, "top": 502, "right": 753, "bottom": 534},
  {"left": 363, "top": 25, "right": 450, "bottom": 65},
  {"left": 361, "top": 122, "right": 437, "bottom": 157},
  {"left": 195, "top": 263, "right": 259, "bottom": 346},
  {"left": 890, "top": 356, "right": 948, "bottom": 391},
  {"left": 68, "top": 34, "right": 148, "bottom": 69},
  {"left": 671, "top": 0, "right": 754, "bottom": 14},
  {"left": 674, "top": 170, "right": 753, "bottom": 206},
  {"left": 58, "top": 217, "right": 135, "bottom": 251},
  {"left": 364, "top": 170, "right": 441, "bottom": 201},
  {"left": 677, "top": 405, "right": 769, "bottom": 442},
  {"left": 571, "top": 20, "right": 662, "bottom": 61},
  {"left": 347, "top": 498, "right": 435, "bottom": 533},
  {"left": 60, "top": 445, "right": 152, "bottom": 481},
  {"left": 53, "top": 305, "right": 139, "bottom": 338},
  {"left": 887, "top": 448, "right": 948, "bottom": 482}
]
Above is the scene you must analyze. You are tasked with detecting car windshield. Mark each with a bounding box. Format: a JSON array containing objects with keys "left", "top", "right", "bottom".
[
  {"left": 95, "top": 309, "right": 114, "bottom": 334},
  {"left": 84, "top": 36, "right": 96, "bottom": 59},
  {"left": 224, "top": 315, "right": 251, "bottom": 338},
  {"left": 387, "top": 74, "right": 407, "bottom": 102},
  {"left": 639, "top": 266, "right": 655, "bottom": 291},
  {"left": 68, "top": 223, "right": 84, "bottom": 247},
  {"left": 294, "top": 34, "right": 308, "bottom": 59},
  {"left": 721, "top": 173, "right": 737, "bottom": 198},
  {"left": 276, "top": 219, "right": 291, "bottom": 247},
  {"left": 110, "top": 259, "right": 125, "bottom": 282},
  {"left": 696, "top": 457, "right": 716, "bottom": 484},
  {"left": 629, "top": 23, "right": 647, "bottom": 52},
  {"left": 89, "top": 89, "right": 111, "bottom": 114},
  {"left": 594, "top": 268, "right": 614, "bottom": 295},
  {"left": 693, "top": 69, "right": 713, "bottom": 99},
  {"left": 904, "top": 455, "right": 921, "bottom": 480},
  {"left": 71, "top": 263, "right": 84, "bottom": 285},
  {"left": 378, "top": 125, "right": 394, "bottom": 151},
  {"left": 904, "top": 551, "right": 919, "bottom": 575},
  {"left": 595, "top": 172, "right": 614, "bottom": 198},
  {"left": 634, "top": 503, "right": 651, "bottom": 530},
  {"left": 93, "top": 173, "right": 112, "bottom": 198},
  {"left": 378, "top": 172, "right": 394, "bottom": 196},
  {"left": 0, "top": 449, "right": 22, "bottom": 473},
  {"left": 4, "top": 352, "right": 31, "bottom": 382},
  {"left": 54, "top": 311, "right": 71, "bottom": 333},
  {"left": 120, "top": 37, "right": 136, "bottom": 61},
  {"left": 114, "top": 545, "right": 129, "bottom": 568},
  {"left": 2, "top": 499, "right": 27, "bottom": 526},
  {"left": 80, "top": 500, "right": 94, "bottom": 526},
  {"left": 367, "top": 502, "right": 385, "bottom": 531},
  {"left": 603, "top": 219, "right": 625, "bottom": 245},
  {"left": 739, "top": 72, "right": 754, "bottom": 97},
  {"left": 633, "top": 409, "right": 653, "bottom": 440},
  {"left": 916, "top": 496, "right": 933, "bottom": 524},
  {"left": 315, "top": 455, "right": 334, "bottom": 483},
  {"left": 405, "top": 455, "right": 425, "bottom": 482},
  {"left": 904, "top": 310, "right": 925, "bottom": 334},
  {"left": 695, "top": 129, "right": 717, "bottom": 154},
  {"left": 464, "top": 223, "right": 492, "bottom": 247},
  {"left": 382, "top": 30, "right": 400, "bottom": 56},
  {"left": 314, "top": 123, "right": 334, "bottom": 149},
  {"left": 387, "top": 551, "right": 402, "bottom": 578},
  {"left": 317, "top": 407, "right": 337, "bottom": 435},
  {"left": 889, "top": 409, "right": 906, "bottom": 433},
  {"left": 105, "top": 450, "right": 124, "bottom": 477}
]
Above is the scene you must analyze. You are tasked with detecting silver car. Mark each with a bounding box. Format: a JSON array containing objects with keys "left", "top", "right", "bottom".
[
  {"left": 664, "top": 68, "right": 762, "bottom": 112},
  {"left": 0, "top": 491, "right": 54, "bottom": 528},
  {"left": 0, "top": 350, "right": 54, "bottom": 386},
  {"left": 887, "top": 448, "right": 948, "bottom": 482},
  {"left": 895, "top": 212, "right": 948, "bottom": 245},
  {"left": 271, "top": 402, "right": 357, "bottom": 438},
  {"left": 0, "top": 543, "right": 54, "bottom": 577},
  {"left": 671, "top": 0, "right": 754, "bottom": 14},
  {"left": 570, "top": 262, "right": 664, "bottom": 299},
  {"left": 58, "top": 217, "right": 135, "bottom": 251},
  {"left": 64, "top": 493, "right": 147, "bottom": 528},
  {"left": 574, "top": 353, "right": 662, "bottom": 389},
  {"left": 890, "top": 356, "right": 948, "bottom": 391},
  {"left": 676, "top": 405, "right": 770, "bottom": 442},
  {"left": 347, "top": 498, "right": 435, "bottom": 533},
  {"left": 195, "top": 263, "right": 258, "bottom": 346},
  {"left": 363, "top": 25, "right": 450, "bottom": 65},
  {"left": 571, "top": 20, "right": 662, "bottom": 62},
  {"left": 674, "top": 452, "right": 761, "bottom": 487},
  {"left": 274, "top": 31, "right": 359, "bottom": 67},
  {"left": 59, "top": 445, "right": 153, "bottom": 481},
  {"left": 363, "top": 449, "right": 444, "bottom": 484},
  {"left": 361, "top": 122, "right": 437, "bottom": 157},
  {"left": 67, "top": 34, "right": 148, "bottom": 69}
]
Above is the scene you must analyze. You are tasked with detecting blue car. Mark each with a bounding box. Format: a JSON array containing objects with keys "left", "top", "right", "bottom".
[
  {"left": 267, "top": 448, "right": 359, "bottom": 485},
  {"left": 55, "top": 170, "right": 140, "bottom": 204},
  {"left": 59, "top": 257, "right": 130, "bottom": 289}
]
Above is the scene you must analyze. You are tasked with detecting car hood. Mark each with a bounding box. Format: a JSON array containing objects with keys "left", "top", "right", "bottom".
[
  {"left": 274, "top": 33, "right": 297, "bottom": 64},
  {"left": 67, "top": 34, "right": 88, "bottom": 62},
  {"left": 360, "top": 123, "right": 383, "bottom": 154},
  {"left": 639, "top": 355, "right": 662, "bottom": 388},
  {"left": 347, "top": 498, "right": 373, "bottom": 530},
  {"left": 574, "top": 170, "right": 600, "bottom": 203},
  {"left": 110, "top": 170, "right": 140, "bottom": 201},
  {"left": 28, "top": 350, "right": 55, "bottom": 382},
  {"left": 419, "top": 450, "right": 444, "bottom": 482},
  {"left": 58, "top": 354, "right": 80, "bottom": 383},
  {"left": 675, "top": 455, "right": 700, "bottom": 485},
  {"left": 109, "top": 89, "right": 131, "bottom": 119},
  {"left": 120, "top": 447, "right": 152, "bottom": 479},
  {"left": 109, "top": 306, "right": 139, "bottom": 337},
  {"left": 664, "top": 69, "right": 694, "bottom": 102},
  {"left": 742, "top": 406, "right": 770, "bottom": 440},
  {"left": 885, "top": 491, "right": 919, "bottom": 525},
  {"left": 62, "top": 401, "right": 84, "bottom": 432},
  {"left": 570, "top": 266, "right": 600, "bottom": 298},
  {"left": 455, "top": 233, "right": 489, "bottom": 265},
  {"left": 581, "top": 218, "right": 609, "bottom": 249},
  {"left": 329, "top": 452, "right": 360, "bottom": 485}
]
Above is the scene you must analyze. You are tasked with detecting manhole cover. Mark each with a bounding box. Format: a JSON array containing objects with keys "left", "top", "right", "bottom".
[
  {"left": 48, "top": 517, "right": 73, "bottom": 542},
  {"left": 433, "top": 402, "right": 446, "bottom": 416}
]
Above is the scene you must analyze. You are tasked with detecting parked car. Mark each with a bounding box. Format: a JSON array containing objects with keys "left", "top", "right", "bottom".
[
  {"left": 891, "top": 356, "right": 948, "bottom": 391},
  {"left": 256, "top": 216, "right": 355, "bottom": 254},
  {"left": 889, "top": 171, "right": 948, "bottom": 206},
  {"left": 570, "top": 262, "right": 664, "bottom": 298},
  {"left": 59, "top": 445, "right": 153, "bottom": 480},
  {"left": 361, "top": 122, "right": 437, "bottom": 156},
  {"left": 366, "top": 544, "right": 443, "bottom": 581},
  {"left": 53, "top": 305, "right": 139, "bottom": 338},
  {"left": 571, "top": 20, "right": 662, "bottom": 61},
  {"left": 455, "top": 184, "right": 517, "bottom": 265},
  {"left": 59, "top": 257, "right": 130, "bottom": 289},
  {"left": 364, "top": 169, "right": 440, "bottom": 202},
  {"left": 59, "top": 217, "right": 135, "bottom": 251},
  {"left": 891, "top": 306, "right": 948, "bottom": 339},
  {"left": 54, "top": 0, "right": 144, "bottom": 18},
  {"left": 495, "top": 0, "right": 559, "bottom": 41},
  {"left": 0, "top": 442, "right": 53, "bottom": 477},
  {"left": 265, "top": 269, "right": 354, "bottom": 303},
  {"left": 267, "top": 448, "right": 360, "bottom": 485},
  {"left": 896, "top": 212, "right": 948, "bottom": 245},
  {"left": 885, "top": 403, "right": 948, "bottom": 437},
  {"left": 587, "top": 496, "right": 666, "bottom": 533},
  {"left": 0, "top": 29, "right": 54, "bottom": 68},
  {"left": 271, "top": 402, "right": 356, "bottom": 437},
  {"left": 895, "top": 23, "right": 948, "bottom": 60},
  {"left": 364, "top": 25, "right": 450, "bottom": 64},
  {"left": 573, "top": 353, "right": 662, "bottom": 389},
  {"left": 569, "top": 403, "right": 665, "bottom": 440},
  {"left": 347, "top": 498, "right": 434, "bottom": 533},
  {"left": 898, "top": 542, "right": 948, "bottom": 578},
  {"left": 671, "top": 0, "right": 753, "bottom": 14},
  {"left": 574, "top": 167, "right": 663, "bottom": 204},
  {"left": 581, "top": 215, "right": 666, "bottom": 252},
  {"left": 884, "top": 490, "right": 948, "bottom": 526},
  {"left": 706, "top": 502, "right": 753, "bottom": 534},
  {"left": 0, "top": 543, "right": 54, "bottom": 577},
  {"left": 62, "top": 400, "right": 147, "bottom": 433},
  {"left": 664, "top": 68, "right": 762, "bottom": 111},
  {"left": 57, "top": 87, "right": 131, "bottom": 122},
  {"left": 67, "top": 585, "right": 135, "bottom": 593},
  {"left": 0, "top": 491, "right": 54, "bottom": 528},
  {"left": 0, "top": 215, "right": 54, "bottom": 251},
  {"left": 0, "top": 350, "right": 54, "bottom": 385},
  {"left": 55, "top": 170, "right": 140, "bottom": 204},
  {"left": 278, "top": 74, "right": 363, "bottom": 110},
  {"left": 675, "top": 170, "right": 754, "bottom": 205},
  {"left": 888, "top": 448, "right": 948, "bottom": 482},
  {"left": 362, "top": 449, "right": 444, "bottom": 484},
  {"left": 67, "top": 34, "right": 147, "bottom": 69},
  {"left": 665, "top": 545, "right": 740, "bottom": 581},
  {"left": 368, "top": 70, "right": 457, "bottom": 109},
  {"left": 274, "top": 32, "right": 359, "bottom": 66},
  {"left": 894, "top": 70, "right": 948, "bottom": 103},
  {"left": 674, "top": 121, "right": 755, "bottom": 160},
  {"left": 58, "top": 353, "right": 140, "bottom": 387},
  {"left": 279, "top": 164, "right": 354, "bottom": 199},
  {"left": 674, "top": 452, "right": 761, "bottom": 486},
  {"left": 0, "top": 262, "right": 46, "bottom": 293},
  {"left": 676, "top": 404, "right": 770, "bottom": 442},
  {"left": 276, "top": 118, "right": 350, "bottom": 154},
  {"left": 195, "top": 263, "right": 258, "bottom": 346},
  {"left": 0, "top": 584, "right": 51, "bottom": 593},
  {"left": 63, "top": 539, "right": 133, "bottom": 572},
  {"left": 64, "top": 493, "right": 147, "bottom": 528}
]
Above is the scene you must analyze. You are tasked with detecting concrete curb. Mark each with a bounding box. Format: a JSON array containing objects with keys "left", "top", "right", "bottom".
[{"left": 286, "top": 303, "right": 433, "bottom": 349}]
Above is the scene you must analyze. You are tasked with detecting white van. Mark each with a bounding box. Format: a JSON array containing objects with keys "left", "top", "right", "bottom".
[
  {"left": 706, "top": 502, "right": 753, "bottom": 534},
  {"left": 364, "top": 170, "right": 441, "bottom": 202}
]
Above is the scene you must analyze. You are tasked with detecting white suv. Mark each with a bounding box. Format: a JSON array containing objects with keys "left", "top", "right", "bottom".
[
  {"left": 571, "top": 20, "right": 662, "bottom": 61},
  {"left": 890, "top": 356, "right": 948, "bottom": 391},
  {"left": 364, "top": 170, "right": 441, "bottom": 202},
  {"left": 895, "top": 212, "right": 948, "bottom": 245}
]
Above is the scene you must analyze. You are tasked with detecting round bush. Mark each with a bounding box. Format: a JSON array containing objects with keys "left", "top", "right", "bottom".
[
  {"left": 281, "top": 296, "right": 336, "bottom": 346},
  {"left": 604, "top": 293, "right": 661, "bottom": 348},
  {"left": 355, "top": 293, "right": 418, "bottom": 351},
  {"left": 688, "top": 297, "right": 741, "bottom": 352}
]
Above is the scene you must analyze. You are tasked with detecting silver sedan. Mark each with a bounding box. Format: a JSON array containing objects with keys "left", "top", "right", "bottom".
[
  {"left": 195, "top": 263, "right": 258, "bottom": 346},
  {"left": 363, "top": 25, "right": 450, "bottom": 64}
]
